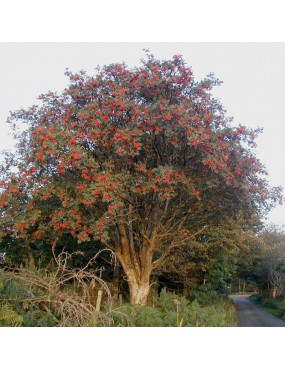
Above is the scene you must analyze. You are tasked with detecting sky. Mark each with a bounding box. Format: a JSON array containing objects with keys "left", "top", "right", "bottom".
[{"left": 0, "top": 42, "right": 284, "bottom": 226}]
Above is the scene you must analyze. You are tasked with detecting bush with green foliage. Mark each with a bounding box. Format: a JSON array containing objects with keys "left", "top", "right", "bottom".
[
  {"left": 97, "top": 289, "right": 237, "bottom": 327},
  {"left": 188, "top": 285, "right": 226, "bottom": 306},
  {"left": 250, "top": 294, "right": 285, "bottom": 320}
]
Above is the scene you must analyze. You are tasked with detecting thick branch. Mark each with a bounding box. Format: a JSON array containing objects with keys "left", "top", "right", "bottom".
[{"left": 152, "top": 226, "right": 209, "bottom": 268}]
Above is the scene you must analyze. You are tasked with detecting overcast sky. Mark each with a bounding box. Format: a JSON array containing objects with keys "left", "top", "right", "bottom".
[{"left": 0, "top": 42, "right": 284, "bottom": 226}]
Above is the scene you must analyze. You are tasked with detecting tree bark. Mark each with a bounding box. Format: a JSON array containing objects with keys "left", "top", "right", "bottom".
[
  {"left": 129, "top": 280, "right": 150, "bottom": 305},
  {"left": 118, "top": 260, "right": 152, "bottom": 304},
  {"left": 113, "top": 221, "right": 154, "bottom": 305},
  {"left": 116, "top": 248, "right": 153, "bottom": 305}
]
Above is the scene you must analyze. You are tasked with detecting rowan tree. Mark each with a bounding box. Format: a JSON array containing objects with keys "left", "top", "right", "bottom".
[{"left": 0, "top": 52, "right": 282, "bottom": 303}]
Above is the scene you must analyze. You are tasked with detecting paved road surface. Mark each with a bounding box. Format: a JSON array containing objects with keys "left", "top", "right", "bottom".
[{"left": 230, "top": 294, "right": 285, "bottom": 327}]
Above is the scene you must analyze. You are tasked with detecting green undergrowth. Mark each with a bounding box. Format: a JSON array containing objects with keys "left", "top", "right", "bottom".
[
  {"left": 0, "top": 270, "right": 237, "bottom": 327},
  {"left": 249, "top": 294, "right": 285, "bottom": 320},
  {"left": 96, "top": 289, "right": 238, "bottom": 327}
]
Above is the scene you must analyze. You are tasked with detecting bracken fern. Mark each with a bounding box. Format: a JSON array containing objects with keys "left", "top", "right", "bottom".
[{"left": 0, "top": 302, "right": 23, "bottom": 327}]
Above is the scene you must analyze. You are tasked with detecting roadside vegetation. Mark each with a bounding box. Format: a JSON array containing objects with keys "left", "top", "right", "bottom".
[
  {"left": 0, "top": 261, "right": 237, "bottom": 327},
  {"left": 249, "top": 295, "right": 285, "bottom": 321},
  {"left": 246, "top": 225, "right": 285, "bottom": 321}
]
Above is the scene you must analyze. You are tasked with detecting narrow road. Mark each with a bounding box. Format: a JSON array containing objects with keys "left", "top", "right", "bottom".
[{"left": 230, "top": 294, "right": 285, "bottom": 327}]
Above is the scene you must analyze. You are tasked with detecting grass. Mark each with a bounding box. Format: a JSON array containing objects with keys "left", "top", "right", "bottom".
[{"left": 249, "top": 294, "right": 285, "bottom": 320}]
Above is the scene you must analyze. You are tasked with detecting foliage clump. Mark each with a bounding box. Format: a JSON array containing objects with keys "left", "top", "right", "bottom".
[
  {"left": 0, "top": 302, "right": 23, "bottom": 327},
  {"left": 250, "top": 294, "right": 285, "bottom": 320},
  {"left": 98, "top": 289, "right": 237, "bottom": 327}
]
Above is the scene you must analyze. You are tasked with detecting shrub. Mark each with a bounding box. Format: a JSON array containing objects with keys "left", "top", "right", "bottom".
[
  {"left": 0, "top": 251, "right": 111, "bottom": 327},
  {"left": 96, "top": 289, "right": 238, "bottom": 327},
  {"left": 249, "top": 295, "right": 285, "bottom": 320}
]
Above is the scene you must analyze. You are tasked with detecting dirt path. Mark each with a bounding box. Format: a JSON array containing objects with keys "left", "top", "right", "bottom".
[{"left": 230, "top": 294, "right": 285, "bottom": 327}]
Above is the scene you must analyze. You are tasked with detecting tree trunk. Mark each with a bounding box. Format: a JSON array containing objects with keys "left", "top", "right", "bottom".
[
  {"left": 116, "top": 252, "right": 152, "bottom": 305},
  {"left": 270, "top": 287, "right": 277, "bottom": 299},
  {"left": 129, "top": 280, "right": 150, "bottom": 305},
  {"left": 114, "top": 222, "right": 154, "bottom": 305}
]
